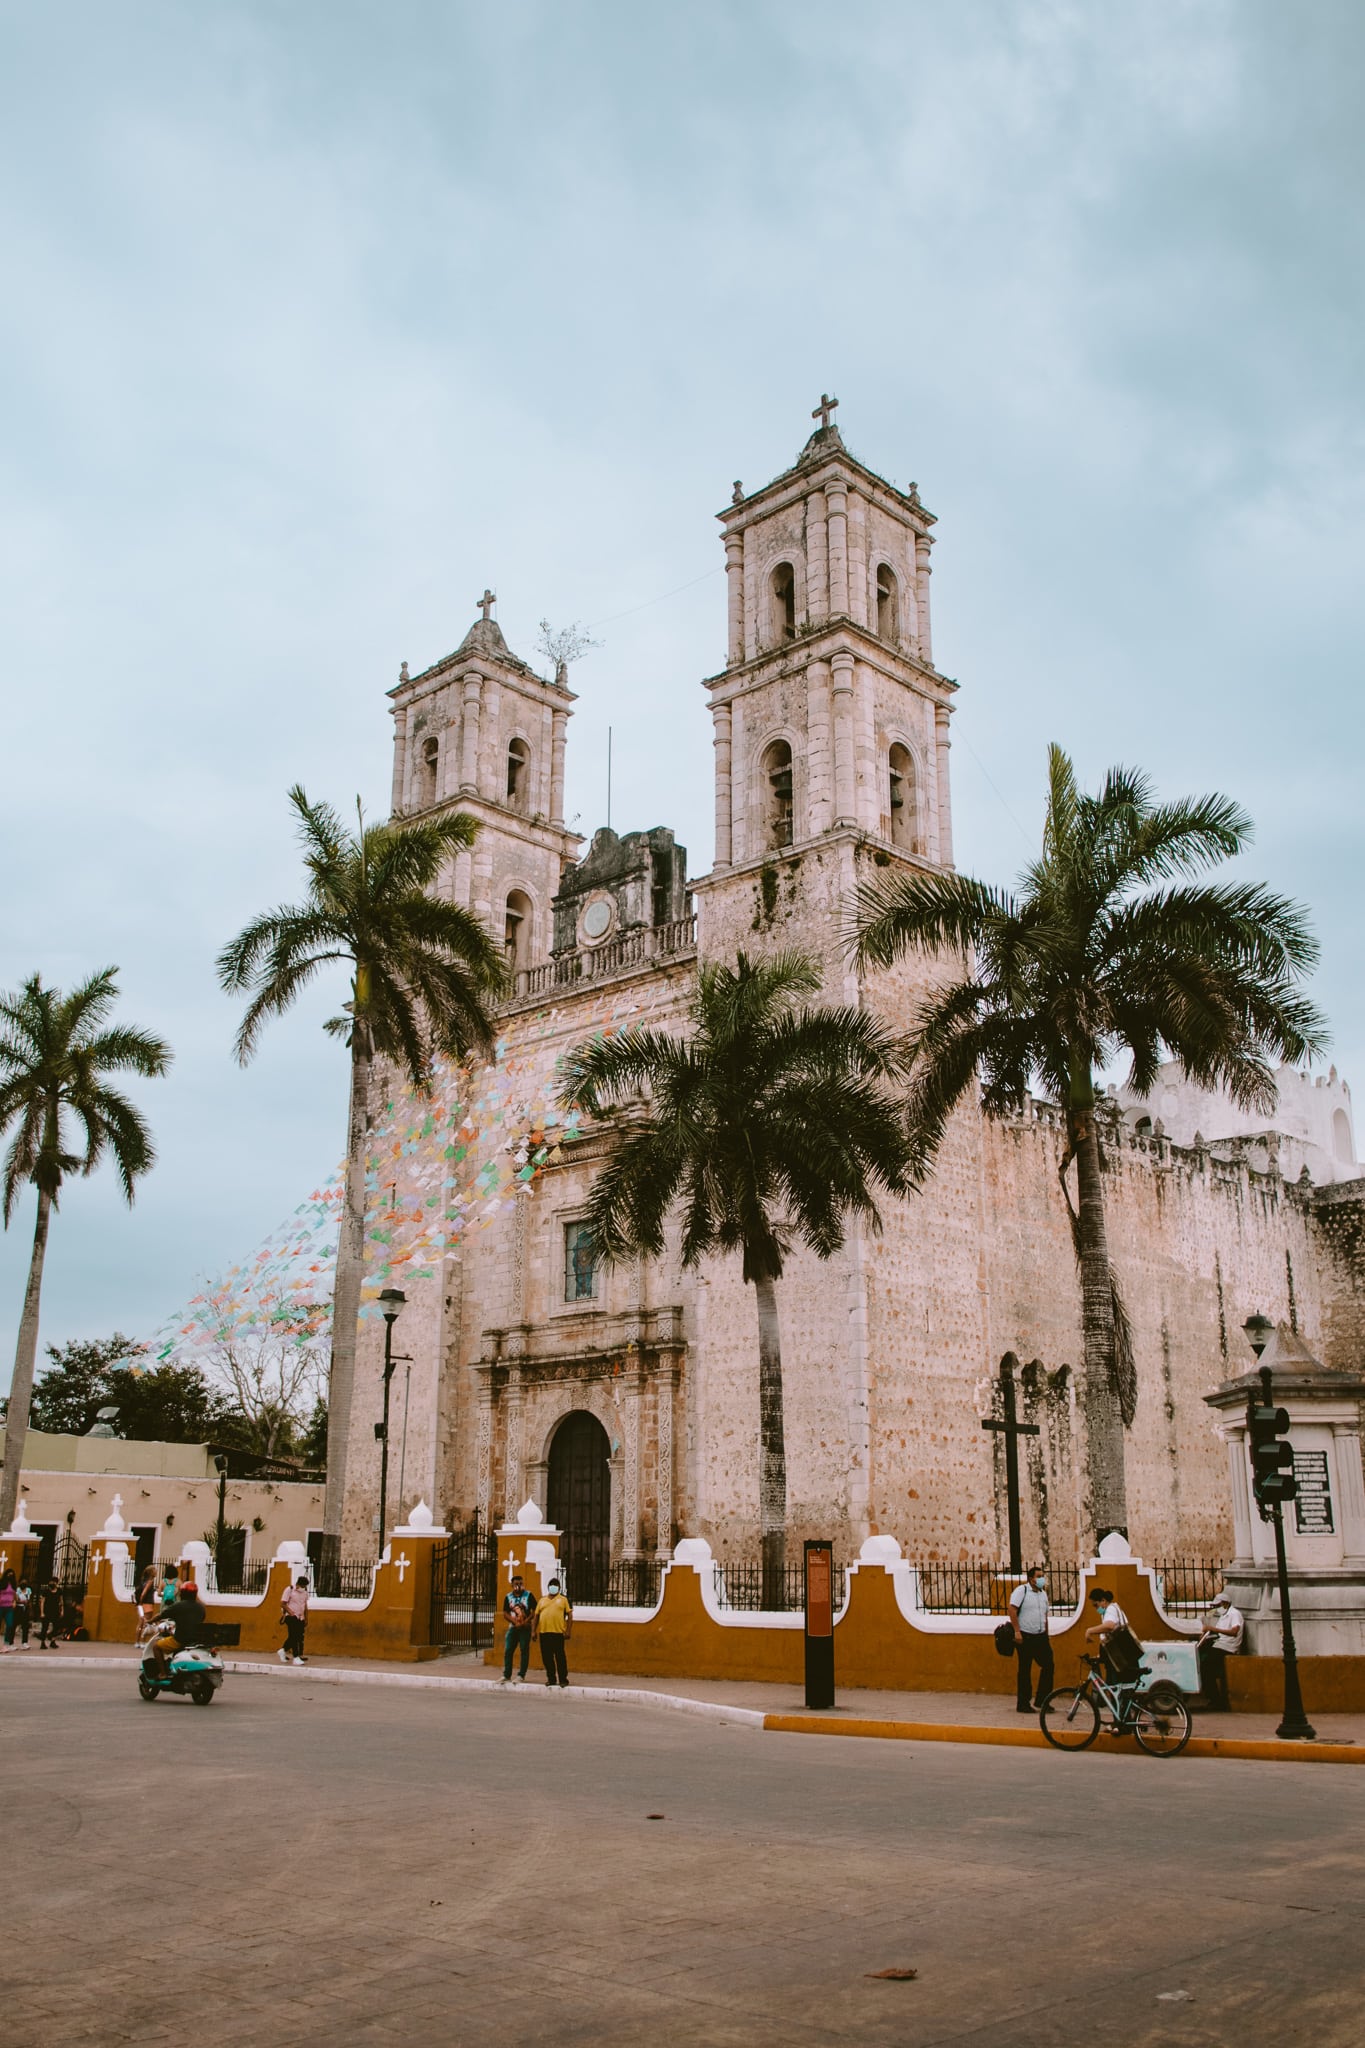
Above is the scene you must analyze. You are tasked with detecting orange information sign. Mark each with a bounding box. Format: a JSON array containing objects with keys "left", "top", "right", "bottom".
[{"left": 805, "top": 1545, "right": 833, "bottom": 1638}]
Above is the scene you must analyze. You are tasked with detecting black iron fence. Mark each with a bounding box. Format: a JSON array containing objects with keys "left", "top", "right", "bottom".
[
  {"left": 711, "top": 1560, "right": 848, "bottom": 1613},
  {"left": 1152, "top": 1560, "right": 1227, "bottom": 1615},
  {"left": 429, "top": 1514, "right": 498, "bottom": 1650},
  {"left": 569, "top": 1558, "right": 664, "bottom": 1608},
  {"left": 908, "top": 1562, "right": 1082, "bottom": 1614}
]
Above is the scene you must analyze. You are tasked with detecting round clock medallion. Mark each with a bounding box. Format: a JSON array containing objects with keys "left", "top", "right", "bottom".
[{"left": 580, "top": 896, "right": 613, "bottom": 943}]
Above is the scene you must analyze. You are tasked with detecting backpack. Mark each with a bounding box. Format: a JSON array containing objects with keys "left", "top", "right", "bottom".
[
  {"left": 993, "top": 1622, "right": 1016, "bottom": 1658},
  {"left": 1102, "top": 1624, "right": 1145, "bottom": 1684}
]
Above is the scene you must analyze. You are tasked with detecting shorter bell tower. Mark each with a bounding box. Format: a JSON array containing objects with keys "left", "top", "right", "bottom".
[{"left": 388, "top": 592, "right": 582, "bottom": 970}]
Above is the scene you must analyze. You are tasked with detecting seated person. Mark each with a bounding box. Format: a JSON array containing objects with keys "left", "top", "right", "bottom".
[
  {"left": 1197, "top": 1592, "right": 1244, "bottom": 1711},
  {"left": 151, "top": 1581, "right": 208, "bottom": 1677}
]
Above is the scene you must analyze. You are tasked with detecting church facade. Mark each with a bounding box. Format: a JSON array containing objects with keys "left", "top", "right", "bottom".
[{"left": 341, "top": 409, "right": 1365, "bottom": 1579}]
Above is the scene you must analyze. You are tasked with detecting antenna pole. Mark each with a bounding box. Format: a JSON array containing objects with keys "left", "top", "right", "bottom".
[{"left": 607, "top": 726, "right": 612, "bottom": 831}]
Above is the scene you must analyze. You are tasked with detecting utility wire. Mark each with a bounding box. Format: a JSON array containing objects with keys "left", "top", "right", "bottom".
[{"left": 586, "top": 564, "right": 723, "bottom": 631}]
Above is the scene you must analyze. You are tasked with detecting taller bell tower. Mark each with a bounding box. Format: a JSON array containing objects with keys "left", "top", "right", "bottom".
[
  {"left": 702, "top": 399, "right": 956, "bottom": 902},
  {"left": 387, "top": 593, "right": 582, "bottom": 970}
]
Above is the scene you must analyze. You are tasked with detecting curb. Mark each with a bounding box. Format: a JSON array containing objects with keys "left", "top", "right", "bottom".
[
  {"left": 10, "top": 1662, "right": 1359, "bottom": 1760},
  {"left": 763, "top": 1712, "right": 1365, "bottom": 1764}
]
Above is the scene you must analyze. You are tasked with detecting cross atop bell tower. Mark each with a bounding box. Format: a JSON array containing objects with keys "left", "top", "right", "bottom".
[{"left": 703, "top": 401, "right": 957, "bottom": 877}]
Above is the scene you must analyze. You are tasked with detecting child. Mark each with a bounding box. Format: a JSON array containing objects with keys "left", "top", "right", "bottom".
[
  {"left": 13, "top": 1576, "right": 34, "bottom": 1649},
  {"left": 279, "top": 1575, "right": 310, "bottom": 1664}
]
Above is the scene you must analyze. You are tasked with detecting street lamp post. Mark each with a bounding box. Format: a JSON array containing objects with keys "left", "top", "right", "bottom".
[
  {"left": 1242, "top": 1313, "right": 1316, "bottom": 1742},
  {"left": 213, "top": 1454, "right": 229, "bottom": 1590},
  {"left": 376, "top": 1289, "right": 407, "bottom": 1559}
]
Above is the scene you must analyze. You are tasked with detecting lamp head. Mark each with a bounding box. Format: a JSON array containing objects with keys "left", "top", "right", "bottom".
[
  {"left": 1242, "top": 1313, "right": 1275, "bottom": 1359},
  {"left": 379, "top": 1288, "right": 407, "bottom": 1325}
]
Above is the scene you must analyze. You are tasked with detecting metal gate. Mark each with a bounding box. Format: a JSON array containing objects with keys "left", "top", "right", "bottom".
[{"left": 428, "top": 1512, "right": 498, "bottom": 1651}]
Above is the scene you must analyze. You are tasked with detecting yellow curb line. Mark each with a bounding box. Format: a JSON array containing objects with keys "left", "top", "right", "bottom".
[{"left": 762, "top": 1714, "right": 1365, "bottom": 1763}]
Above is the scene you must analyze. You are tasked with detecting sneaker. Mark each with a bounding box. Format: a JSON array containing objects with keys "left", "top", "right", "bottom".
[
  {"left": 499, "top": 1676, "right": 511, "bottom": 1687},
  {"left": 294, "top": 1656, "right": 307, "bottom": 1664},
  {"left": 278, "top": 1648, "right": 290, "bottom": 1664}
]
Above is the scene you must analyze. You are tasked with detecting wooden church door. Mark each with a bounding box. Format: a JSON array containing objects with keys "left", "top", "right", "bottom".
[{"left": 547, "top": 1410, "right": 611, "bottom": 1602}]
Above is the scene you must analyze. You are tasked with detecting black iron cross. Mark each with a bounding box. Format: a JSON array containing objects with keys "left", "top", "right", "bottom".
[
  {"left": 980, "top": 1355, "right": 1040, "bottom": 1573},
  {"left": 811, "top": 392, "right": 839, "bottom": 431},
  {"left": 477, "top": 587, "right": 496, "bottom": 622}
]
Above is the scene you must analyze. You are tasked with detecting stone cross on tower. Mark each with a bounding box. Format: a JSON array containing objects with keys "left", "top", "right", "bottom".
[
  {"left": 477, "top": 588, "right": 496, "bottom": 622},
  {"left": 811, "top": 392, "right": 839, "bottom": 431}
]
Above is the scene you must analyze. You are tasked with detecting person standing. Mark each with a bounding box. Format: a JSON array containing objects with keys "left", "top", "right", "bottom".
[
  {"left": 1197, "top": 1592, "right": 1244, "bottom": 1711},
  {"left": 12, "top": 1575, "right": 34, "bottom": 1649},
  {"left": 37, "top": 1577, "right": 63, "bottom": 1649},
  {"left": 0, "top": 1570, "right": 16, "bottom": 1651},
  {"left": 136, "top": 1562, "right": 159, "bottom": 1623},
  {"left": 279, "top": 1576, "right": 310, "bottom": 1663},
  {"left": 1009, "top": 1564, "right": 1054, "bottom": 1713},
  {"left": 532, "top": 1576, "right": 573, "bottom": 1688},
  {"left": 500, "top": 1573, "right": 537, "bottom": 1685}
]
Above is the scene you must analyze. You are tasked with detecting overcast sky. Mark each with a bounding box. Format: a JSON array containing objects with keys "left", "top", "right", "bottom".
[{"left": 3, "top": 1, "right": 1363, "bottom": 1385}]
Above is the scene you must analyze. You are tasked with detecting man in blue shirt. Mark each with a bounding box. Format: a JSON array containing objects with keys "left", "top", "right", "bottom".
[{"left": 1009, "top": 1565, "right": 1053, "bottom": 1713}]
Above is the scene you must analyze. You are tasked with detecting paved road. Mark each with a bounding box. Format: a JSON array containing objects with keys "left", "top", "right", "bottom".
[{"left": 10, "top": 1665, "right": 1364, "bottom": 2047}]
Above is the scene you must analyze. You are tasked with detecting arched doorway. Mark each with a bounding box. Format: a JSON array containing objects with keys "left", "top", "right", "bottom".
[{"left": 547, "top": 1410, "right": 612, "bottom": 1601}]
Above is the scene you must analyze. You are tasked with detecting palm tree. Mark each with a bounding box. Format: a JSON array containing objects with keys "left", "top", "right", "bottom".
[
  {"left": 0, "top": 970, "right": 171, "bottom": 1533},
  {"left": 217, "top": 786, "right": 505, "bottom": 1558},
  {"left": 562, "top": 951, "right": 914, "bottom": 1601},
  {"left": 853, "top": 745, "right": 1325, "bottom": 1540}
]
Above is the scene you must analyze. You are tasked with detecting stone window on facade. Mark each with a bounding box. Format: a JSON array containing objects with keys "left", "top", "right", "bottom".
[
  {"left": 417, "top": 735, "right": 439, "bottom": 808},
  {"left": 763, "top": 739, "right": 794, "bottom": 849},
  {"left": 888, "top": 743, "right": 916, "bottom": 851},
  {"left": 504, "top": 889, "right": 533, "bottom": 969},
  {"left": 770, "top": 562, "right": 796, "bottom": 643},
  {"left": 564, "top": 1220, "right": 599, "bottom": 1302},
  {"left": 876, "top": 563, "right": 900, "bottom": 642},
  {"left": 506, "top": 736, "right": 530, "bottom": 807}
]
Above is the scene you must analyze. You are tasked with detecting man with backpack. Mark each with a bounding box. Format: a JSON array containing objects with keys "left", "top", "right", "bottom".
[{"left": 1008, "top": 1564, "right": 1054, "bottom": 1713}]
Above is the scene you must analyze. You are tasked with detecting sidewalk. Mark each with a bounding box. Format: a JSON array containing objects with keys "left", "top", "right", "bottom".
[{"left": 9, "top": 1640, "right": 1363, "bottom": 1759}]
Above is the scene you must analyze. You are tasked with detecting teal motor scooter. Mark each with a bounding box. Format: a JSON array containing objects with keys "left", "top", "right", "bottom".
[{"left": 138, "top": 1617, "right": 231, "bottom": 1707}]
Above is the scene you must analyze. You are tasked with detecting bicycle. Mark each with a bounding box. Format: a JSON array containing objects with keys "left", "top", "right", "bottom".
[{"left": 1040, "top": 1655, "right": 1193, "bottom": 1757}]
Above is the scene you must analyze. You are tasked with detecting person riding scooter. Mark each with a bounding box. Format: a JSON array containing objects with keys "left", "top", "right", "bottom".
[{"left": 150, "top": 1580, "right": 208, "bottom": 1678}]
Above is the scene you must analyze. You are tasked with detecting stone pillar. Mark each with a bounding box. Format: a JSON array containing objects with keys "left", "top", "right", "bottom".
[
  {"left": 472, "top": 838, "right": 494, "bottom": 932},
  {"left": 831, "top": 651, "right": 856, "bottom": 826},
  {"left": 934, "top": 703, "right": 954, "bottom": 866},
  {"left": 460, "top": 674, "right": 483, "bottom": 792},
  {"left": 712, "top": 701, "right": 733, "bottom": 869},
  {"left": 655, "top": 1364, "right": 679, "bottom": 1559},
  {"left": 550, "top": 708, "right": 568, "bottom": 825},
  {"left": 502, "top": 1362, "right": 524, "bottom": 1521},
  {"left": 475, "top": 1363, "right": 496, "bottom": 1525},
  {"left": 915, "top": 533, "right": 933, "bottom": 665},
  {"left": 621, "top": 1351, "right": 645, "bottom": 1561},
  {"left": 806, "top": 488, "right": 829, "bottom": 621},
  {"left": 827, "top": 485, "right": 849, "bottom": 615},
  {"left": 853, "top": 660, "right": 878, "bottom": 832},
  {"left": 390, "top": 706, "right": 409, "bottom": 815},
  {"left": 847, "top": 491, "right": 869, "bottom": 627},
  {"left": 479, "top": 681, "right": 501, "bottom": 799},
  {"left": 725, "top": 532, "right": 745, "bottom": 666},
  {"left": 805, "top": 659, "right": 833, "bottom": 837}
]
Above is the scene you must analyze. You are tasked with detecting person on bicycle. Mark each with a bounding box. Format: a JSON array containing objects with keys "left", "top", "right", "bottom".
[{"left": 1084, "top": 1586, "right": 1138, "bottom": 1686}]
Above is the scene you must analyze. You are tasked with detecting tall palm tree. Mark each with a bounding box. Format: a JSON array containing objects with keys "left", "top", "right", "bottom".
[
  {"left": 562, "top": 951, "right": 914, "bottom": 1601},
  {"left": 0, "top": 970, "right": 171, "bottom": 1533},
  {"left": 217, "top": 787, "right": 505, "bottom": 1557},
  {"left": 853, "top": 745, "right": 1325, "bottom": 1540}
]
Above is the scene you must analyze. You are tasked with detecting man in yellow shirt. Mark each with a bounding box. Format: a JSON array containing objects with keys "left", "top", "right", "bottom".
[{"left": 531, "top": 1577, "right": 573, "bottom": 1687}]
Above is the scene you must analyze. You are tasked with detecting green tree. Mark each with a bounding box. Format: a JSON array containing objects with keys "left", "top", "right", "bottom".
[
  {"left": 116, "top": 1359, "right": 230, "bottom": 1443},
  {"left": 563, "top": 951, "right": 913, "bottom": 1601},
  {"left": 853, "top": 746, "right": 1325, "bottom": 1539},
  {"left": 217, "top": 788, "right": 505, "bottom": 1555},
  {"left": 0, "top": 971, "right": 171, "bottom": 1532},
  {"left": 23, "top": 1334, "right": 142, "bottom": 1435}
]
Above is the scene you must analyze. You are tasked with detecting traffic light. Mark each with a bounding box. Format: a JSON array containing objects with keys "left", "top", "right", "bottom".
[{"left": 1247, "top": 1392, "right": 1296, "bottom": 1516}]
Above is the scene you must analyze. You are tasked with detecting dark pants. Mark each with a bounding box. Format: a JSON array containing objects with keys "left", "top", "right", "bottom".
[
  {"left": 503, "top": 1624, "right": 532, "bottom": 1679},
  {"left": 38, "top": 1615, "right": 60, "bottom": 1647},
  {"left": 284, "top": 1615, "right": 307, "bottom": 1660},
  {"left": 1199, "top": 1641, "right": 1230, "bottom": 1710},
  {"left": 1016, "top": 1632, "right": 1054, "bottom": 1709},
  {"left": 539, "top": 1633, "right": 569, "bottom": 1686}
]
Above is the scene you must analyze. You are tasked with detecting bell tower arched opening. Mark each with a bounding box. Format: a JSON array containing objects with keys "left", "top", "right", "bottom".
[
  {"left": 888, "top": 743, "right": 917, "bottom": 852},
  {"left": 763, "top": 738, "right": 794, "bottom": 849},
  {"left": 770, "top": 562, "right": 796, "bottom": 644},
  {"left": 547, "top": 1410, "right": 612, "bottom": 1601},
  {"left": 876, "top": 563, "right": 900, "bottom": 642}
]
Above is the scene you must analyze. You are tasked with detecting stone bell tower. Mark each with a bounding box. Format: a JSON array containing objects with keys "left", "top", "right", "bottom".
[
  {"left": 695, "top": 398, "right": 957, "bottom": 976},
  {"left": 388, "top": 591, "right": 582, "bottom": 968}
]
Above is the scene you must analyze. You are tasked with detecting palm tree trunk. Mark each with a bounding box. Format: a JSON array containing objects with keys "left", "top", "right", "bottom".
[
  {"left": 322, "top": 1038, "right": 372, "bottom": 1556},
  {"left": 0, "top": 1189, "right": 52, "bottom": 1536},
  {"left": 754, "top": 1269, "right": 788, "bottom": 1609},
  {"left": 1069, "top": 1099, "right": 1128, "bottom": 1542}
]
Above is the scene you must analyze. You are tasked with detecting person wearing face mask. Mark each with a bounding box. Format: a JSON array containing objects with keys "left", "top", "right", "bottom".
[{"left": 1008, "top": 1564, "right": 1054, "bottom": 1713}]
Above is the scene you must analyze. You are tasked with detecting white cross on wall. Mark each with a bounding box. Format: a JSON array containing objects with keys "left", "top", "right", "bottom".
[
  {"left": 393, "top": 1552, "right": 411, "bottom": 1583},
  {"left": 0, "top": 1550, "right": 8, "bottom": 1574},
  {"left": 503, "top": 1551, "right": 521, "bottom": 1581}
]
